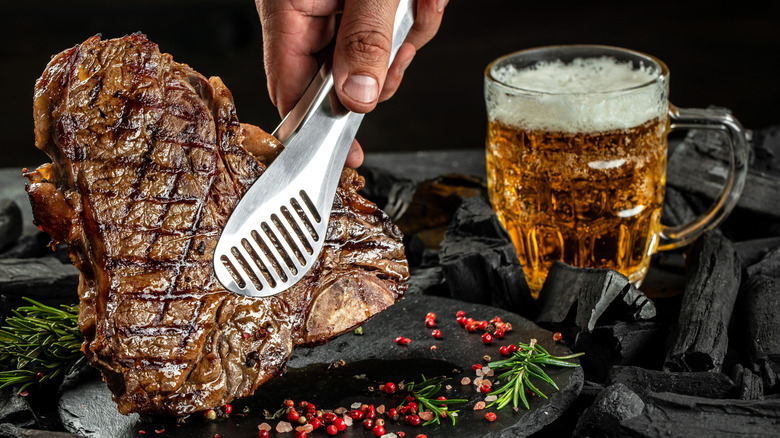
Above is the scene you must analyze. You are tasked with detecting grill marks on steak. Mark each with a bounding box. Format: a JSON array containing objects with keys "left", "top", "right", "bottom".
[{"left": 25, "top": 34, "right": 408, "bottom": 416}]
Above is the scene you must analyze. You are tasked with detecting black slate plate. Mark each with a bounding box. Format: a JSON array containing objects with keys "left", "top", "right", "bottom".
[{"left": 59, "top": 295, "right": 583, "bottom": 437}]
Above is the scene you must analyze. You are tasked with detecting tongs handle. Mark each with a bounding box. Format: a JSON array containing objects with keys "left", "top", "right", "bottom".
[{"left": 272, "top": 0, "right": 416, "bottom": 144}]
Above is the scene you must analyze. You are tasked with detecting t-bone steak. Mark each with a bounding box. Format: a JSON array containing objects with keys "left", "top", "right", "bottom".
[{"left": 25, "top": 34, "right": 409, "bottom": 416}]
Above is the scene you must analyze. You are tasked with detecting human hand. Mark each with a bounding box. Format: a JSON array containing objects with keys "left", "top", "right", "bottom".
[{"left": 256, "top": 0, "right": 447, "bottom": 167}]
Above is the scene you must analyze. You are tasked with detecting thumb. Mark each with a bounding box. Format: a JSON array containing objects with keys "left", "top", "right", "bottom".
[{"left": 332, "top": 0, "right": 398, "bottom": 113}]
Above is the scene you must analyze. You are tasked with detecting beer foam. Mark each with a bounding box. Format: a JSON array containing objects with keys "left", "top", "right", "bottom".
[{"left": 487, "top": 56, "right": 667, "bottom": 133}]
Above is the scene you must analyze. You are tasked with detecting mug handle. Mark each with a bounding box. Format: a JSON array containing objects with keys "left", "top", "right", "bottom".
[{"left": 657, "top": 105, "right": 749, "bottom": 251}]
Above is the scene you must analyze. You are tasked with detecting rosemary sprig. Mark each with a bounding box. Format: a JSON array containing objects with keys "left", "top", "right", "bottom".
[
  {"left": 0, "top": 298, "right": 85, "bottom": 393},
  {"left": 487, "top": 338, "right": 583, "bottom": 410},
  {"left": 401, "top": 375, "right": 468, "bottom": 426}
]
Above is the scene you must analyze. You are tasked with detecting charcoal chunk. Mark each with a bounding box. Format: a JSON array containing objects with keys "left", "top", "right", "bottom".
[
  {"left": 733, "top": 364, "right": 764, "bottom": 400},
  {"left": 573, "top": 383, "right": 644, "bottom": 438},
  {"left": 357, "top": 165, "right": 414, "bottom": 216},
  {"left": 405, "top": 267, "right": 448, "bottom": 297},
  {"left": 536, "top": 262, "right": 656, "bottom": 332},
  {"left": 0, "top": 200, "right": 22, "bottom": 252},
  {"left": 607, "top": 365, "right": 736, "bottom": 399},
  {"left": 747, "top": 247, "right": 780, "bottom": 279},
  {"left": 0, "top": 387, "right": 37, "bottom": 429},
  {"left": 665, "top": 231, "right": 741, "bottom": 372},
  {"left": 0, "top": 257, "right": 78, "bottom": 307},
  {"left": 661, "top": 186, "right": 697, "bottom": 227},
  {"left": 735, "top": 237, "right": 780, "bottom": 267},
  {"left": 439, "top": 197, "right": 534, "bottom": 314},
  {"left": 734, "top": 275, "right": 780, "bottom": 365},
  {"left": 760, "top": 359, "right": 780, "bottom": 395},
  {"left": 618, "top": 392, "right": 780, "bottom": 437},
  {"left": 575, "top": 321, "right": 667, "bottom": 382},
  {"left": 667, "top": 122, "right": 777, "bottom": 220}
]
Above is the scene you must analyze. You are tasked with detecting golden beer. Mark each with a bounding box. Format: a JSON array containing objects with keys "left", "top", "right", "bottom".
[
  {"left": 485, "top": 45, "right": 749, "bottom": 300},
  {"left": 486, "top": 117, "right": 668, "bottom": 295}
]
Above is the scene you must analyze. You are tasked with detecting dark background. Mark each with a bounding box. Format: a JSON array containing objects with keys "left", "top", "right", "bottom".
[{"left": 2, "top": 0, "right": 779, "bottom": 168}]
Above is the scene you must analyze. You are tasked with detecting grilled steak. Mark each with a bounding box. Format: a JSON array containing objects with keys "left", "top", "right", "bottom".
[{"left": 25, "top": 34, "right": 408, "bottom": 416}]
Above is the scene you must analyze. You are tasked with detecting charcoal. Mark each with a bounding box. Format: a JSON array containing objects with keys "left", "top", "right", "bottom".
[
  {"left": 734, "top": 275, "right": 780, "bottom": 365},
  {"left": 0, "top": 257, "right": 78, "bottom": 307},
  {"left": 439, "top": 197, "right": 534, "bottom": 313},
  {"left": 535, "top": 262, "right": 579, "bottom": 327},
  {"left": 618, "top": 392, "right": 780, "bottom": 437},
  {"left": 749, "top": 124, "right": 780, "bottom": 174},
  {"left": 395, "top": 174, "right": 486, "bottom": 239},
  {"left": 735, "top": 237, "right": 780, "bottom": 266},
  {"left": 405, "top": 267, "right": 448, "bottom": 297},
  {"left": 575, "top": 321, "right": 668, "bottom": 382},
  {"left": 667, "top": 122, "right": 780, "bottom": 220},
  {"left": 661, "top": 186, "right": 697, "bottom": 227},
  {"left": 747, "top": 246, "right": 780, "bottom": 278},
  {"left": 536, "top": 262, "right": 655, "bottom": 332},
  {"left": 0, "top": 232, "right": 49, "bottom": 259},
  {"left": 665, "top": 230, "right": 741, "bottom": 372},
  {"left": 0, "top": 387, "right": 37, "bottom": 429},
  {"left": 573, "top": 383, "right": 644, "bottom": 438},
  {"left": 357, "top": 165, "right": 415, "bottom": 216},
  {"left": 607, "top": 365, "right": 736, "bottom": 399},
  {"left": 733, "top": 364, "right": 764, "bottom": 400},
  {"left": 0, "top": 200, "right": 22, "bottom": 252},
  {"left": 761, "top": 359, "right": 780, "bottom": 394}
]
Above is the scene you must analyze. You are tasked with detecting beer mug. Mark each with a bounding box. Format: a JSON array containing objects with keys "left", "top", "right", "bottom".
[{"left": 484, "top": 45, "right": 748, "bottom": 297}]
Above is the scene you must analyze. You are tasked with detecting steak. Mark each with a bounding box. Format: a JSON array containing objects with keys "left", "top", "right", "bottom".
[{"left": 25, "top": 34, "right": 408, "bottom": 416}]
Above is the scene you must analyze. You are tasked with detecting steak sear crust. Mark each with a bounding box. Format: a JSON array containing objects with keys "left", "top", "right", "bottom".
[{"left": 25, "top": 34, "right": 408, "bottom": 416}]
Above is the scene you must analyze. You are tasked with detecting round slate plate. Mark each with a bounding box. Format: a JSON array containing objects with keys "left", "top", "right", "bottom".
[{"left": 59, "top": 295, "right": 583, "bottom": 437}]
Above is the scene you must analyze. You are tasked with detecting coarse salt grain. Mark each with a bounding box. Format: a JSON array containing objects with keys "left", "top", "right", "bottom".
[
  {"left": 461, "top": 377, "right": 471, "bottom": 385},
  {"left": 258, "top": 423, "right": 272, "bottom": 431},
  {"left": 473, "top": 401, "right": 486, "bottom": 410},
  {"left": 484, "top": 395, "right": 498, "bottom": 402},
  {"left": 276, "top": 421, "right": 293, "bottom": 433},
  {"left": 351, "top": 402, "right": 362, "bottom": 409},
  {"left": 419, "top": 411, "right": 434, "bottom": 421}
]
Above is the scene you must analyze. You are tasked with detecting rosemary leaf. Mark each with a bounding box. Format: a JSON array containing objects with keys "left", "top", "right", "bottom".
[{"left": 486, "top": 338, "right": 583, "bottom": 411}]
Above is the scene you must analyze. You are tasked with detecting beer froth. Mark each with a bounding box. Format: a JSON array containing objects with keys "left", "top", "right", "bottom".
[{"left": 488, "top": 56, "right": 666, "bottom": 133}]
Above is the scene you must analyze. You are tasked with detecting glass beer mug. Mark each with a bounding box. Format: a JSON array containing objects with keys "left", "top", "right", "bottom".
[{"left": 484, "top": 45, "right": 748, "bottom": 297}]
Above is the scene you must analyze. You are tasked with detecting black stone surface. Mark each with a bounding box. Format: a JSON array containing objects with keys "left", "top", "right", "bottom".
[{"left": 59, "top": 295, "right": 583, "bottom": 438}]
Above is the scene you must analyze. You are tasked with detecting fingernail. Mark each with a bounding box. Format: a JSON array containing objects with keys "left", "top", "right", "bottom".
[
  {"left": 436, "top": 0, "right": 447, "bottom": 12},
  {"left": 343, "top": 75, "right": 379, "bottom": 104}
]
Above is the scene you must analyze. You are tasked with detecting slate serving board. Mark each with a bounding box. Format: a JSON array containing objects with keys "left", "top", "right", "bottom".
[{"left": 59, "top": 295, "right": 583, "bottom": 438}]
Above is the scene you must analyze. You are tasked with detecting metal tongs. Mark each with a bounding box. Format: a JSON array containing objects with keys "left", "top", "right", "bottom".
[{"left": 213, "top": 0, "right": 415, "bottom": 297}]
